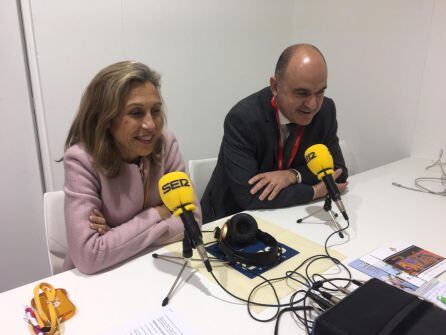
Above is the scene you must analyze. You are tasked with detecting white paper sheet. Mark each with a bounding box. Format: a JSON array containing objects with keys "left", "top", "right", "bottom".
[
  {"left": 416, "top": 279, "right": 446, "bottom": 310},
  {"left": 103, "top": 307, "right": 199, "bottom": 335}
]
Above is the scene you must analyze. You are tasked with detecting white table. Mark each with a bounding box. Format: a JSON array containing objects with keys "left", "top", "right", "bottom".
[{"left": 1, "top": 156, "right": 445, "bottom": 334}]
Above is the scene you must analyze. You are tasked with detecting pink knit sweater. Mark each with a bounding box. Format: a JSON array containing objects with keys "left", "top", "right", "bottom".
[{"left": 63, "top": 131, "right": 201, "bottom": 274}]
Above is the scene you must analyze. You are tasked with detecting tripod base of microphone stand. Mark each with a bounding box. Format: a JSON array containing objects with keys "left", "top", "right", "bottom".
[
  {"left": 152, "top": 253, "right": 189, "bottom": 261},
  {"left": 153, "top": 253, "right": 223, "bottom": 306},
  {"left": 155, "top": 256, "right": 191, "bottom": 307},
  {"left": 297, "top": 196, "right": 344, "bottom": 238}
]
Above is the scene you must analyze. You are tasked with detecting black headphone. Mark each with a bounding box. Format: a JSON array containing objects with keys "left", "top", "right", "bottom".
[{"left": 213, "top": 213, "right": 281, "bottom": 267}]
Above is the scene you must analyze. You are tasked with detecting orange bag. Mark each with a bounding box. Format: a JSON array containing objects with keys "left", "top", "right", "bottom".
[{"left": 30, "top": 282, "right": 76, "bottom": 334}]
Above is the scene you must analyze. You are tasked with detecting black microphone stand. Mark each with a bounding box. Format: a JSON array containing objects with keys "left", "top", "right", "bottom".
[
  {"left": 153, "top": 233, "right": 193, "bottom": 306},
  {"left": 152, "top": 206, "right": 215, "bottom": 306},
  {"left": 296, "top": 195, "right": 344, "bottom": 238}
]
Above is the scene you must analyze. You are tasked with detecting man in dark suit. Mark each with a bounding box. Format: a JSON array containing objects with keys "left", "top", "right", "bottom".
[{"left": 201, "top": 44, "right": 348, "bottom": 223}]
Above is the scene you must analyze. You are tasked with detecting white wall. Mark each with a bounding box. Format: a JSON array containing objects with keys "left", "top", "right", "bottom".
[
  {"left": 26, "top": 0, "right": 295, "bottom": 191},
  {"left": 412, "top": 0, "right": 446, "bottom": 160},
  {"left": 293, "top": 0, "right": 434, "bottom": 173},
  {"left": 0, "top": 0, "right": 51, "bottom": 292}
]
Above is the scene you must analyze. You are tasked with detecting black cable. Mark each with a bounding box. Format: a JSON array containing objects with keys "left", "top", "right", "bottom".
[
  {"left": 203, "top": 217, "right": 356, "bottom": 334},
  {"left": 312, "top": 274, "right": 355, "bottom": 292},
  {"left": 246, "top": 276, "right": 282, "bottom": 322},
  {"left": 302, "top": 290, "right": 314, "bottom": 333},
  {"left": 160, "top": 216, "right": 353, "bottom": 332},
  {"left": 272, "top": 218, "right": 353, "bottom": 333},
  {"left": 319, "top": 291, "right": 341, "bottom": 304},
  {"left": 307, "top": 291, "right": 332, "bottom": 310},
  {"left": 352, "top": 279, "right": 364, "bottom": 286},
  {"left": 209, "top": 271, "right": 285, "bottom": 308},
  {"left": 274, "top": 305, "right": 314, "bottom": 335}
]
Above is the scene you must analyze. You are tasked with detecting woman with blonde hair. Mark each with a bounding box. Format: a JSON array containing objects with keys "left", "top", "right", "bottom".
[{"left": 63, "top": 61, "right": 200, "bottom": 274}]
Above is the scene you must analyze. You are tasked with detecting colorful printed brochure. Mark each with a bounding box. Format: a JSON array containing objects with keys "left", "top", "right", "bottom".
[
  {"left": 370, "top": 241, "right": 446, "bottom": 281},
  {"left": 350, "top": 241, "right": 446, "bottom": 310}
]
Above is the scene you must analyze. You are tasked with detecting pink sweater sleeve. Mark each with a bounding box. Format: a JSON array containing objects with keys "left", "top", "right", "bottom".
[
  {"left": 64, "top": 150, "right": 169, "bottom": 274},
  {"left": 63, "top": 133, "right": 201, "bottom": 274}
]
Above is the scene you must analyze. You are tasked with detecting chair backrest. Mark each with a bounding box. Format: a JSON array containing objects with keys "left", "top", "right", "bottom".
[
  {"left": 339, "top": 140, "right": 357, "bottom": 176},
  {"left": 43, "top": 191, "right": 67, "bottom": 275},
  {"left": 188, "top": 158, "right": 217, "bottom": 201}
]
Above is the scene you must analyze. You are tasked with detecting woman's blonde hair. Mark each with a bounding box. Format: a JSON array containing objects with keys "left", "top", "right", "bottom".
[{"left": 64, "top": 61, "right": 165, "bottom": 177}]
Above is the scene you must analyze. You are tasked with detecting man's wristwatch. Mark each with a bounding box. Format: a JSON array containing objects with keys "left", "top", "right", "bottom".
[{"left": 289, "top": 169, "right": 301, "bottom": 184}]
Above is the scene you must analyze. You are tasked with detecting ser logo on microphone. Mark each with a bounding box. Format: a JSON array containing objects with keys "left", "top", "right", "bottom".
[
  {"left": 161, "top": 178, "right": 190, "bottom": 194},
  {"left": 305, "top": 151, "right": 316, "bottom": 164}
]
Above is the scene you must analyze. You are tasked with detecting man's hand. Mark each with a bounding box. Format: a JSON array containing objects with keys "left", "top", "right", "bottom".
[
  {"left": 248, "top": 170, "right": 297, "bottom": 201},
  {"left": 313, "top": 168, "right": 348, "bottom": 200},
  {"left": 155, "top": 205, "right": 172, "bottom": 220},
  {"left": 89, "top": 209, "right": 110, "bottom": 235}
]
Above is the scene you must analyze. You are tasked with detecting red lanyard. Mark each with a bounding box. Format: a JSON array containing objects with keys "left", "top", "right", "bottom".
[{"left": 271, "top": 97, "right": 304, "bottom": 170}]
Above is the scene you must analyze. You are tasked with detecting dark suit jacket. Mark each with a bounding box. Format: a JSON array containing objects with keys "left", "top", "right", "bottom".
[{"left": 201, "top": 87, "right": 348, "bottom": 223}]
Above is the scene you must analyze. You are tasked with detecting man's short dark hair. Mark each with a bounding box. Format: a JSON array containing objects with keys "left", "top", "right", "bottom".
[{"left": 274, "top": 44, "right": 326, "bottom": 80}]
